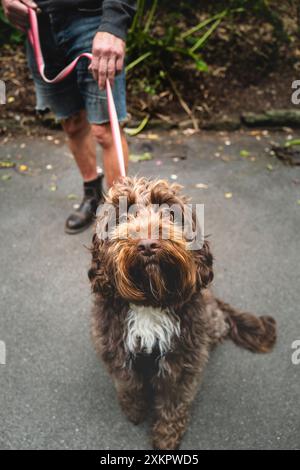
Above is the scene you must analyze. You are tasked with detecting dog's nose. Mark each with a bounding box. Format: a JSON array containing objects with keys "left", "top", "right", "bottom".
[{"left": 138, "top": 239, "right": 160, "bottom": 256}]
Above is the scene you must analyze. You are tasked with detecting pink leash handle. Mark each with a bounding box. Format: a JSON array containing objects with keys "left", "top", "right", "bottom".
[{"left": 28, "top": 7, "right": 126, "bottom": 178}]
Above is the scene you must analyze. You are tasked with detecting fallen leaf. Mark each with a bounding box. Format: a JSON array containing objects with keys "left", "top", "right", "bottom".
[
  {"left": 155, "top": 160, "right": 162, "bottom": 166},
  {"left": 7, "top": 96, "right": 15, "bottom": 103},
  {"left": 19, "top": 164, "right": 28, "bottom": 172},
  {"left": 0, "top": 161, "right": 15, "bottom": 169},
  {"left": 136, "top": 133, "right": 148, "bottom": 139},
  {"left": 284, "top": 139, "right": 300, "bottom": 148},
  {"left": 124, "top": 115, "right": 149, "bottom": 136},
  {"left": 1, "top": 174, "right": 11, "bottom": 181},
  {"left": 224, "top": 192, "right": 233, "bottom": 199},
  {"left": 67, "top": 194, "right": 78, "bottom": 200},
  {"left": 195, "top": 183, "right": 209, "bottom": 189},
  {"left": 147, "top": 133, "right": 160, "bottom": 140},
  {"left": 170, "top": 174, "right": 178, "bottom": 180},
  {"left": 54, "top": 139, "right": 60, "bottom": 145},
  {"left": 129, "top": 152, "right": 152, "bottom": 162},
  {"left": 297, "top": 200, "right": 300, "bottom": 205},
  {"left": 240, "top": 150, "right": 250, "bottom": 158},
  {"left": 183, "top": 129, "right": 197, "bottom": 136},
  {"left": 267, "top": 164, "right": 274, "bottom": 171},
  {"left": 46, "top": 164, "right": 53, "bottom": 170},
  {"left": 49, "top": 184, "right": 57, "bottom": 191},
  {"left": 249, "top": 130, "right": 261, "bottom": 136}
]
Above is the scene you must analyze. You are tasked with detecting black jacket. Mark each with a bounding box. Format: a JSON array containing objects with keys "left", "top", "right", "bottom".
[{"left": 36, "top": 1, "right": 137, "bottom": 40}]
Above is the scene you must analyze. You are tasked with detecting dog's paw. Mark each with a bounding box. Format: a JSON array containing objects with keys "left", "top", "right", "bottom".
[
  {"left": 152, "top": 435, "right": 180, "bottom": 450},
  {"left": 152, "top": 422, "right": 182, "bottom": 450}
]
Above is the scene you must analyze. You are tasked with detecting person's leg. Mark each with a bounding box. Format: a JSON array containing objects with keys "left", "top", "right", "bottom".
[
  {"left": 62, "top": 109, "right": 97, "bottom": 182},
  {"left": 62, "top": 110, "right": 105, "bottom": 234},
  {"left": 91, "top": 123, "right": 129, "bottom": 188}
]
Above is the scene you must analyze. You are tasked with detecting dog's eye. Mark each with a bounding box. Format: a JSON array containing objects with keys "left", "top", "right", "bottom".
[{"left": 159, "top": 208, "right": 175, "bottom": 222}]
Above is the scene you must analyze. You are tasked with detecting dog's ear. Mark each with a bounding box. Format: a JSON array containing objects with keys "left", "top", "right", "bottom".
[
  {"left": 150, "top": 179, "right": 187, "bottom": 205},
  {"left": 106, "top": 177, "right": 136, "bottom": 208},
  {"left": 194, "top": 240, "right": 214, "bottom": 289},
  {"left": 88, "top": 233, "right": 115, "bottom": 297}
]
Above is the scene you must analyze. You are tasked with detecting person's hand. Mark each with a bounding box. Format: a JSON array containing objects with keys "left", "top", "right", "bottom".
[
  {"left": 1, "top": 0, "right": 38, "bottom": 31},
  {"left": 90, "top": 32, "right": 125, "bottom": 90}
]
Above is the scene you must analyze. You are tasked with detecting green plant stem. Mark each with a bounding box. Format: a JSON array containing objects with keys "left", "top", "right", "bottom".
[
  {"left": 125, "top": 51, "right": 152, "bottom": 73},
  {"left": 190, "top": 12, "right": 227, "bottom": 53},
  {"left": 130, "top": 0, "right": 145, "bottom": 33},
  {"left": 144, "top": 0, "right": 158, "bottom": 33},
  {"left": 181, "top": 10, "right": 227, "bottom": 39},
  {"left": 124, "top": 115, "right": 150, "bottom": 136},
  {"left": 284, "top": 139, "right": 300, "bottom": 148}
]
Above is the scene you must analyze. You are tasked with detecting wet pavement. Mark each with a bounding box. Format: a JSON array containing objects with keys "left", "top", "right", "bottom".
[{"left": 0, "top": 128, "right": 300, "bottom": 449}]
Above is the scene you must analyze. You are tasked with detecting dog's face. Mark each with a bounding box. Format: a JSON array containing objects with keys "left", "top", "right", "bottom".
[{"left": 89, "top": 177, "right": 213, "bottom": 307}]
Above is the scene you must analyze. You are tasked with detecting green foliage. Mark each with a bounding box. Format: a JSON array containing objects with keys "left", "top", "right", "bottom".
[
  {"left": 0, "top": 6, "right": 24, "bottom": 45},
  {"left": 125, "top": 0, "right": 295, "bottom": 98},
  {"left": 0, "top": 0, "right": 296, "bottom": 103},
  {"left": 126, "top": 0, "right": 231, "bottom": 96}
]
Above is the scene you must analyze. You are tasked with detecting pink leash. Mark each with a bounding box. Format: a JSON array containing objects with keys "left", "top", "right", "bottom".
[{"left": 27, "top": 7, "right": 126, "bottom": 178}]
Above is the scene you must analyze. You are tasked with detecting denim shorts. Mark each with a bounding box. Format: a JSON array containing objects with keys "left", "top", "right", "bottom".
[{"left": 26, "top": 9, "right": 127, "bottom": 123}]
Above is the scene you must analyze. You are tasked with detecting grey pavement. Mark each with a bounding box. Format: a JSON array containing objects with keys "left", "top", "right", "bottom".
[{"left": 0, "top": 128, "right": 300, "bottom": 450}]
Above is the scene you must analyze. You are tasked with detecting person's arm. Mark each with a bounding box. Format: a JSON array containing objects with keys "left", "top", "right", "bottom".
[
  {"left": 90, "top": 0, "right": 137, "bottom": 90},
  {"left": 98, "top": 0, "right": 137, "bottom": 41},
  {"left": 1, "top": 0, "right": 38, "bottom": 30}
]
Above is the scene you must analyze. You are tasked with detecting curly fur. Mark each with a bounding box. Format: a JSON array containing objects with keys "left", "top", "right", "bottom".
[{"left": 89, "top": 177, "right": 277, "bottom": 450}]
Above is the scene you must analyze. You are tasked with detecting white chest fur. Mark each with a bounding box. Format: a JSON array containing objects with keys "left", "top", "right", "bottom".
[{"left": 125, "top": 304, "right": 180, "bottom": 355}]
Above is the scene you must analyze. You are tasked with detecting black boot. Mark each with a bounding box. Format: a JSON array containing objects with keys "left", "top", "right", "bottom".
[{"left": 65, "top": 174, "right": 104, "bottom": 234}]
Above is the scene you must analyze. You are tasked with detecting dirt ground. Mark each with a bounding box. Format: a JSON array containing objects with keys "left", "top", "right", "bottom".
[{"left": 1, "top": 3, "right": 300, "bottom": 132}]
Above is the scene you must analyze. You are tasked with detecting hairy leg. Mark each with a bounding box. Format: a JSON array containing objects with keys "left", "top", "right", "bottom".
[
  {"left": 201, "top": 290, "right": 231, "bottom": 347},
  {"left": 62, "top": 110, "right": 98, "bottom": 182},
  {"left": 114, "top": 373, "right": 149, "bottom": 425},
  {"left": 152, "top": 373, "right": 200, "bottom": 450},
  {"left": 91, "top": 123, "right": 128, "bottom": 188}
]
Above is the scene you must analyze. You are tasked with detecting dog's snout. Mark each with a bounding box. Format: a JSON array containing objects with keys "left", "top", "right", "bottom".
[{"left": 138, "top": 239, "right": 160, "bottom": 256}]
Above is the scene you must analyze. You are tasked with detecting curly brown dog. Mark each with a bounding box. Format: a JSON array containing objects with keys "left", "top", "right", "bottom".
[{"left": 88, "top": 177, "right": 276, "bottom": 450}]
